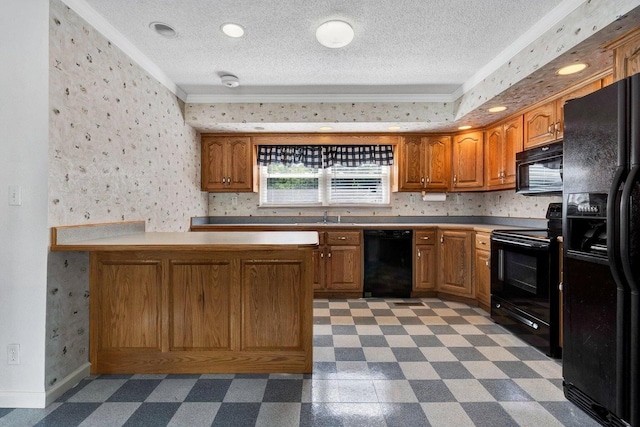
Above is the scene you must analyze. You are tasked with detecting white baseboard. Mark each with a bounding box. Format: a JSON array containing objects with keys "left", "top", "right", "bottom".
[
  {"left": 45, "top": 362, "right": 91, "bottom": 407},
  {"left": 0, "top": 363, "right": 91, "bottom": 409}
]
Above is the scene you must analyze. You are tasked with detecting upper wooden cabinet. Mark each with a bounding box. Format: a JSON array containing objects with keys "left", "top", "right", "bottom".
[
  {"left": 398, "top": 135, "right": 451, "bottom": 191},
  {"left": 610, "top": 27, "right": 640, "bottom": 81},
  {"left": 452, "top": 131, "right": 484, "bottom": 190},
  {"left": 524, "top": 80, "right": 602, "bottom": 149},
  {"left": 485, "top": 116, "right": 523, "bottom": 189},
  {"left": 201, "top": 135, "right": 253, "bottom": 192}
]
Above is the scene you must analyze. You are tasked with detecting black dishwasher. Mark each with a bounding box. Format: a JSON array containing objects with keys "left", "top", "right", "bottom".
[{"left": 363, "top": 230, "right": 413, "bottom": 298}]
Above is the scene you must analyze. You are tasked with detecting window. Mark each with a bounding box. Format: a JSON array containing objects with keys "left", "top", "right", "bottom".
[{"left": 259, "top": 162, "right": 390, "bottom": 206}]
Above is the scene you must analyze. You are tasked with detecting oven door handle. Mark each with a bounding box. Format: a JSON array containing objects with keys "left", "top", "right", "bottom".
[
  {"left": 490, "top": 237, "right": 547, "bottom": 249},
  {"left": 495, "top": 303, "right": 540, "bottom": 330}
]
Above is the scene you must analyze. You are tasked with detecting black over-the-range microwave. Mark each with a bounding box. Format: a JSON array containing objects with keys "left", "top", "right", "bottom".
[{"left": 515, "top": 141, "right": 563, "bottom": 195}]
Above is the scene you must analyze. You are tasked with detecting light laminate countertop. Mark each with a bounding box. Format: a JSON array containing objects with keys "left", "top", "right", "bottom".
[{"left": 51, "top": 230, "right": 319, "bottom": 252}]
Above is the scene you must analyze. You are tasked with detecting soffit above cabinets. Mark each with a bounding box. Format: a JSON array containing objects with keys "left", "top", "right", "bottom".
[{"left": 63, "top": 0, "right": 640, "bottom": 132}]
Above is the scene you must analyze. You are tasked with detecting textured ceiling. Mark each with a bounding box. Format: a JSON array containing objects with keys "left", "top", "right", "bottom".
[
  {"left": 62, "top": 0, "right": 640, "bottom": 132},
  {"left": 78, "top": 0, "right": 565, "bottom": 99}
]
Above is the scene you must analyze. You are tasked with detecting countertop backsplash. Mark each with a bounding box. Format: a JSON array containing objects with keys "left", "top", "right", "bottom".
[{"left": 208, "top": 189, "right": 561, "bottom": 220}]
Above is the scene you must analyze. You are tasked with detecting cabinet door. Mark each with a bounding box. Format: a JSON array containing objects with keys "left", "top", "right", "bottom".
[
  {"left": 201, "top": 137, "right": 226, "bottom": 190},
  {"left": 201, "top": 136, "right": 253, "bottom": 192},
  {"left": 452, "top": 131, "right": 484, "bottom": 189},
  {"left": 226, "top": 137, "right": 253, "bottom": 191},
  {"left": 312, "top": 247, "right": 325, "bottom": 290},
  {"left": 170, "top": 260, "right": 234, "bottom": 350},
  {"left": 484, "top": 125, "right": 503, "bottom": 188},
  {"left": 438, "top": 230, "right": 473, "bottom": 297},
  {"left": 415, "top": 244, "right": 437, "bottom": 290},
  {"left": 502, "top": 116, "right": 523, "bottom": 186},
  {"left": 474, "top": 249, "right": 491, "bottom": 308},
  {"left": 613, "top": 29, "right": 640, "bottom": 81},
  {"left": 399, "top": 136, "right": 426, "bottom": 191},
  {"left": 425, "top": 136, "right": 451, "bottom": 190},
  {"left": 555, "top": 81, "right": 602, "bottom": 140},
  {"left": 524, "top": 102, "right": 556, "bottom": 149},
  {"left": 327, "top": 245, "right": 362, "bottom": 290}
]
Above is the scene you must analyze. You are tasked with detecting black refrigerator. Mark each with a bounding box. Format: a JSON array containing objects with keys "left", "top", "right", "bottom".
[{"left": 562, "top": 73, "right": 640, "bottom": 426}]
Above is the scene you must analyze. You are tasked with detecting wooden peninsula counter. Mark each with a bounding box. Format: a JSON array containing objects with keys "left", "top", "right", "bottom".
[{"left": 51, "top": 222, "right": 318, "bottom": 374}]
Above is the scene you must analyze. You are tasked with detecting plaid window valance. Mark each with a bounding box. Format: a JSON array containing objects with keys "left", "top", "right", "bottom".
[
  {"left": 257, "top": 145, "right": 394, "bottom": 168},
  {"left": 257, "top": 146, "right": 323, "bottom": 168}
]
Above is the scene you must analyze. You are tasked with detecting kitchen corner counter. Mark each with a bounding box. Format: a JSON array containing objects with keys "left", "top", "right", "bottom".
[{"left": 50, "top": 222, "right": 316, "bottom": 375}]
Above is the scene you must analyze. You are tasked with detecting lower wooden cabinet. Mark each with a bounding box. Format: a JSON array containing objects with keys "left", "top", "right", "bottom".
[
  {"left": 314, "top": 230, "right": 362, "bottom": 297},
  {"left": 474, "top": 232, "right": 491, "bottom": 311},
  {"left": 90, "top": 249, "right": 313, "bottom": 374},
  {"left": 414, "top": 229, "right": 437, "bottom": 291},
  {"left": 437, "top": 229, "right": 473, "bottom": 297}
]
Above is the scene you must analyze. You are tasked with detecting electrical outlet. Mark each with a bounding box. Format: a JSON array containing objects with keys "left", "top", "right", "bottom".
[
  {"left": 7, "top": 344, "right": 20, "bottom": 365},
  {"left": 231, "top": 196, "right": 238, "bottom": 206}
]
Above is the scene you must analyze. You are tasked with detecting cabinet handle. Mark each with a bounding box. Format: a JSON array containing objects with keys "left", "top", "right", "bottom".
[
  {"left": 328, "top": 252, "right": 332, "bottom": 258},
  {"left": 555, "top": 122, "right": 560, "bottom": 135},
  {"left": 485, "top": 260, "right": 490, "bottom": 267},
  {"left": 440, "top": 235, "right": 444, "bottom": 244},
  {"left": 417, "top": 249, "right": 421, "bottom": 258},
  {"left": 453, "top": 175, "right": 457, "bottom": 185},
  {"left": 421, "top": 236, "right": 430, "bottom": 240},
  {"left": 320, "top": 252, "right": 324, "bottom": 258},
  {"left": 421, "top": 177, "right": 425, "bottom": 184},
  {"left": 227, "top": 176, "right": 232, "bottom": 185},
  {"left": 426, "top": 176, "right": 431, "bottom": 184},
  {"left": 337, "top": 236, "right": 347, "bottom": 240},
  {"left": 480, "top": 241, "right": 486, "bottom": 245},
  {"left": 222, "top": 177, "right": 227, "bottom": 184},
  {"left": 547, "top": 124, "right": 553, "bottom": 134}
]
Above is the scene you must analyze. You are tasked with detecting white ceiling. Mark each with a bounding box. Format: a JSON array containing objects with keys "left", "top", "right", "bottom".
[
  {"left": 61, "top": 0, "right": 640, "bottom": 132},
  {"left": 73, "top": 0, "right": 567, "bottom": 101}
]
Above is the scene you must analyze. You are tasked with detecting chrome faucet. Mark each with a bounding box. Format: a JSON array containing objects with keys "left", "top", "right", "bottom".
[{"left": 323, "top": 211, "right": 328, "bottom": 224}]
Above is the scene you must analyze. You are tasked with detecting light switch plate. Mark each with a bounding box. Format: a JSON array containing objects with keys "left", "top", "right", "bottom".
[{"left": 8, "top": 185, "right": 22, "bottom": 206}]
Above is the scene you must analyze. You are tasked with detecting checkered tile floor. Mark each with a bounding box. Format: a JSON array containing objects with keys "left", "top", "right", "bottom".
[{"left": 0, "top": 298, "right": 598, "bottom": 426}]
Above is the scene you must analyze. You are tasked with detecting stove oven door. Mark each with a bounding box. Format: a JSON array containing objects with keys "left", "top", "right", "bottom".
[{"left": 490, "top": 234, "right": 560, "bottom": 357}]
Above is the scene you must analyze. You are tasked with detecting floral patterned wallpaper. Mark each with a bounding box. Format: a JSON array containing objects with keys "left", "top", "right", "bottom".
[
  {"left": 46, "top": 0, "right": 207, "bottom": 390},
  {"left": 208, "top": 190, "right": 559, "bottom": 220}
]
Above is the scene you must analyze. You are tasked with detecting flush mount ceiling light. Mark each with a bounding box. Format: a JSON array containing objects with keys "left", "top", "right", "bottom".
[
  {"left": 458, "top": 125, "right": 472, "bottom": 130},
  {"left": 221, "top": 23, "right": 245, "bottom": 38},
  {"left": 149, "top": 22, "right": 177, "bottom": 38},
  {"left": 316, "top": 20, "right": 354, "bottom": 48},
  {"left": 488, "top": 106, "right": 507, "bottom": 113},
  {"left": 556, "top": 63, "right": 588, "bottom": 75},
  {"left": 221, "top": 74, "right": 240, "bottom": 88}
]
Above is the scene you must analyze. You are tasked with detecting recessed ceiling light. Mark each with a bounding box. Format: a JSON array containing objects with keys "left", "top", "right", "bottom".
[
  {"left": 221, "top": 23, "right": 245, "bottom": 38},
  {"left": 556, "top": 63, "right": 588, "bottom": 75},
  {"left": 149, "top": 22, "right": 177, "bottom": 38},
  {"left": 458, "top": 125, "right": 472, "bottom": 130},
  {"left": 488, "top": 106, "right": 507, "bottom": 113},
  {"left": 319, "top": 126, "right": 333, "bottom": 131},
  {"left": 316, "top": 20, "right": 354, "bottom": 48},
  {"left": 388, "top": 126, "right": 401, "bottom": 131}
]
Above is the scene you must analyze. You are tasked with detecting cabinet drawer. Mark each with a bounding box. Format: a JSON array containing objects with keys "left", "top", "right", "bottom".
[
  {"left": 326, "top": 231, "right": 360, "bottom": 245},
  {"left": 415, "top": 230, "right": 436, "bottom": 244},
  {"left": 475, "top": 233, "right": 491, "bottom": 249}
]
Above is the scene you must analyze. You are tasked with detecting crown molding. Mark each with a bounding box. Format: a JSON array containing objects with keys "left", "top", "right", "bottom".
[
  {"left": 457, "top": 0, "right": 586, "bottom": 98},
  {"left": 60, "top": 0, "right": 187, "bottom": 101},
  {"left": 185, "top": 92, "right": 455, "bottom": 104}
]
